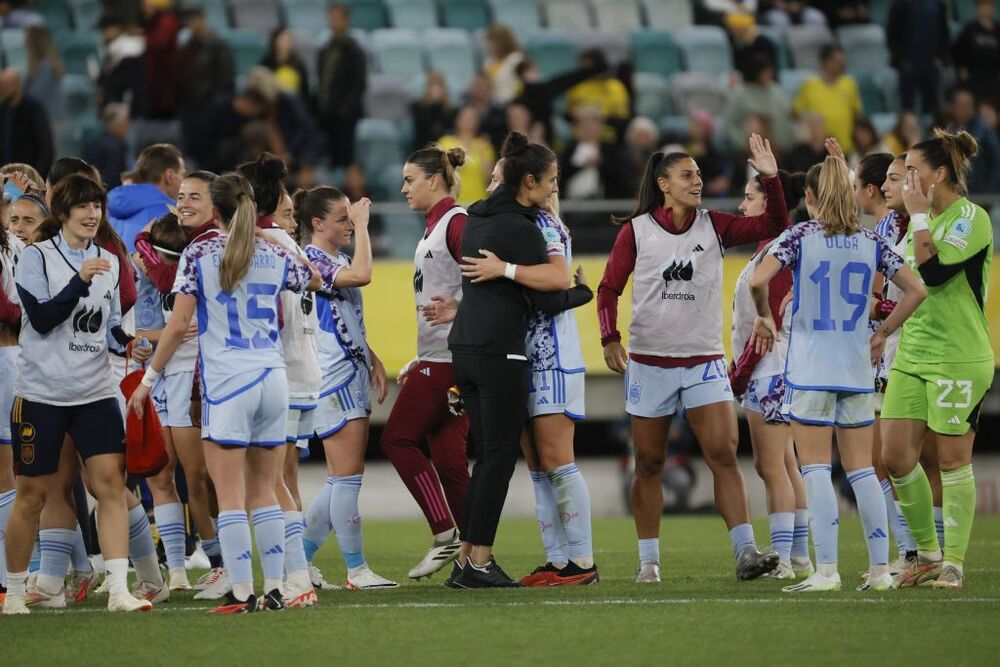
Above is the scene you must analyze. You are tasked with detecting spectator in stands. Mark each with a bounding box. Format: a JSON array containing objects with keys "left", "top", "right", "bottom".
[
  {"left": 504, "top": 101, "right": 546, "bottom": 147},
  {"left": 461, "top": 74, "right": 507, "bottom": 150},
  {"left": 107, "top": 143, "right": 184, "bottom": 251},
  {"left": 786, "top": 112, "right": 829, "bottom": 173},
  {"left": 946, "top": 86, "right": 1000, "bottom": 193},
  {"left": 683, "top": 109, "right": 729, "bottom": 197},
  {"left": 723, "top": 53, "right": 793, "bottom": 151},
  {"left": 812, "top": 0, "right": 870, "bottom": 28},
  {"left": 177, "top": 5, "right": 235, "bottom": 153},
  {"left": 141, "top": 0, "right": 181, "bottom": 120},
  {"left": 564, "top": 49, "right": 630, "bottom": 142},
  {"left": 759, "top": 0, "right": 827, "bottom": 26},
  {"left": 483, "top": 24, "right": 524, "bottom": 105},
  {"left": 849, "top": 116, "right": 889, "bottom": 163},
  {"left": 97, "top": 12, "right": 147, "bottom": 118},
  {"left": 340, "top": 163, "right": 388, "bottom": 256},
  {"left": 244, "top": 67, "right": 320, "bottom": 171},
  {"left": 883, "top": 110, "right": 922, "bottom": 154},
  {"left": 0, "top": 67, "right": 53, "bottom": 177},
  {"left": 83, "top": 103, "right": 131, "bottom": 189},
  {"left": 0, "top": 0, "right": 41, "bottom": 28},
  {"left": 411, "top": 71, "right": 456, "bottom": 150},
  {"left": 952, "top": 0, "right": 1000, "bottom": 105},
  {"left": 438, "top": 106, "right": 496, "bottom": 205},
  {"left": 186, "top": 88, "right": 270, "bottom": 172},
  {"left": 317, "top": 3, "right": 367, "bottom": 167},
  {"left": 24, "top": 26, "right": 64, "bottom": 125},
  {"left": 724, "top": 12, "right": 778, "bottom": 82},
  {"left": 623, "top": 116, "right": 660, "bottom": 193},
  {"left": 513, "top": 56, "right": 604, "bottom": 147},
  {"left": 793, "top": 44, "right": 862, "bottom": 153},
  {"left": 559, "top": 108, "right": 630, "bottom": 200},
  {"left": 888, "top": 0, "right": 949, "bottom": 114},
  {"left": 261, "top": 26, "right": 310, "bottom": 104}
]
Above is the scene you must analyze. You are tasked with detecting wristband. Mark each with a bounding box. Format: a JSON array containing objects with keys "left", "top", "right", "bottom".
[
  {"left": 140, "top": 366, "right": 162, "bottom": 388},
  {"left": 909, "top": 213, "right": 929, "bottom": 233},
  {"left": 504, "top": 263, "right": 517, "bottom": 280}
]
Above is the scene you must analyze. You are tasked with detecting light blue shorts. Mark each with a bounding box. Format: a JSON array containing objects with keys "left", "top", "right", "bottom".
[
  {"left": 287, "top": 400, "right": 317, "bottom": 448},
  {"left": 314, "top": 366, "right": 371, "bottom": 439},
  {"left": 0, "top": 346, "right": 18, "bottom": 444},
  {"left": 202, "top": 370, "right": 288, "bottom": 447},
  {"left": 152, "top": 370, "right": 196, "bottom": 428},
  {"left": 625, "top": 358, "right": 733, "bottom": 418},
  {"left": 527, "top": 369, "right": 585, "bottom": 420},
  {"left": 741, "top": 374, "right": 789, "bottom": 425},
  {"left": 783, "top": 386, "right": 875, "bottom": 428}
]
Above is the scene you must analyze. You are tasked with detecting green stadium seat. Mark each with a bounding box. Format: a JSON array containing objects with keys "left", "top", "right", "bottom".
[
  {"left": 869, "top": 0, "right": 892, "bottom": 25},
  {"left": 669, "top": 72, "right": 728, "bottom": 115},
  {"left": 756, "top": 25, "right": 790, "bottom": 71},
  {"left": 630, "top": 30, "right": 683, "bottom": 79},
  {"left": 62, "top": 74, "right": 97, "bottom": 121},
  {"left": 487, "top": 0, "right": 542, "bottom": 33},
  {"left": 200, "top": 1, "right": 233, "bottom": 31},
  {"left": 524, "top": 31, "right": 576, "bottom": 77},
  {"left": 372, "top": 28, "right": 427, "bottom": 78},
  {"left": 71, "top": 0, "right": 102, "bottom": 31},
  {"left": 388, "top": 0, "right": 439, "bottom": 30},
  {"left": 440, "top": 0, "right": 491, "bottom": 31},
  {"left": 34, "top": 0, "right": 73, "bottom": 32},
  {"left": 230, "top": 0, "right": 285, "bottom": 34},
  {"left": 633, "top": 72, "right": 671, "bottom": 119},
  {"left": 223, "top": 30, "right": 268, "bottom": 77},
  {"left": 837, "top": 24, "right": 890, "bottom": 72},
  {"left": 344, "top": 0, "right": 387, "bottom": 31},
  {"left": 593, "top": 0, "right": 643, "bottom": 32},
  {"left": 677, "top": 25, "right": 732, "bottom": 77},
  {"left": 644, "top": 0, "right": 693, "bottom": 33},
  {"left": 785, "top": 23, "right": 834, "bottom": 70},
  {"left": 355, "top": 118, "right": 405, "bottom": 179},
  {"left": 852, "top": 70, "right": 883, "bottom": 114},
  {"left": 871, "top": 67, "right": 900, "bottom": 113},
  {"left": 283, "top": 0, "right": 327, "bottom": 32},
  {"left": 424, "top": 28, "right": 477, "bottom": 93},
  {"left": 544, "top": 0, "right": 593, "bottom": 30},
  {"left": 364, "top": 73, "right": 413, "bottom": 123},
  {"left": 778, "top": 68, "right": 813, "bottom": 100},
  {"left": 59, "top": 32, "right": 100, "bottom": 77}
]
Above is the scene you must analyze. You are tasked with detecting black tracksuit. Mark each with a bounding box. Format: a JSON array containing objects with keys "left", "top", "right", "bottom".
[{"left": 449, "top": 185, "right": 592, "bottom": 546}]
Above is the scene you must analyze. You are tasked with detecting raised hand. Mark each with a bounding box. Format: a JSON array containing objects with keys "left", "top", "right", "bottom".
[
  {"left": 79, "top": 258, "right": 112, "bottom": 283},
  {"left": 747, "top": 132, "right": 777, "bottom": 177},
  {"left": 902, "top": 169, "right": 933, "bottom": 215},
  {"left": 348, "top": 197, "right": 372, "bottom": 229},
  {"left": 824, "top": 137, "right": 846, "bottom": 162}
]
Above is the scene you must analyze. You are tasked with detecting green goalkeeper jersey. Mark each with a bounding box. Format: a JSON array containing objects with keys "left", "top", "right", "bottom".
[{"left": 897, "top": 197, "right": 993, "bottom": 366}]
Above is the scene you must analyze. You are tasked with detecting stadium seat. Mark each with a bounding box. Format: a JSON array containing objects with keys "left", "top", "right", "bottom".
[
  {"left": 424, "top": 28, "right": 477, "bottom": 92},
  {"left": 630, "top": 30, "right": 683, "bottom": 79},
  {"left": 34, "top": 0, "right": 73, "bottom": 32},
  {"left": 372, "top": 28, "right": 427, "bottom": 78},
  {"left": 59, "top": 32, "right": 100, "bottom": 77},
  {"left": 387, "top": 0, "right": 439, "bottom": 30},
  {"left": 440, "top": 0, "right": 491, "bottom": 31},
  {"left": 670, "top": 72, "right": 728, "bottom": 116},
  {"left": 62, "top": 74, "right": 96, "bottom": 121},
  {"left": 344, "top": 0, "right": 388, "bottom": 31},
  {"left": 778, "top": 68, "right": 814, "bottom": 100},
  {"left": 872, "top": 67, "right": 900, "bottom": 113},
  {"left": 576, "top": 31, "right": 629, "bottom": 66},
  {"left": 0, "top": 30, "right": 27, "bottom": 72},
  {"left": 355, "top": 118, "right": 405, "bottom": 179},
  {"left": 677, "top": 25, "right": 732, "bottom": 77},
  {"left": 230, "top": 0, "right": 284, "bottom": 33},
  {"left": 544, "top": 0, "right": 594, "bottom": 30},
  {"left": 200, "top": 1, "right": 233, "bottom": 31},
  {"left": 659, "top": 114, "right": 689, "bottom": 141},
  {"left": 71, "top": 0, "right": 102, "bottom": 31},
  {"left": 282, "top": 0, "right": 327, "bottom": 33},
  {"left": 524, "top": 31, "right": 577, "bottom": 77},
  {"left": 870, "top": 111, "right": 897, "bottom": 137},
  {"left": 756, "top": 25, "right": 790, "bottom": 72},
  {"left": 785, "top": 24, "right": 834, "bottom": 70},
  {"left": 837, "top": 24, "right": 890, "bottom": 72},
  {"left": 852, "top": 70, "right": 883, "bottom": 114},
  {"left": 869, "top": 0, "right": 892, "bottom": 25},
  {"left": 593, "top": 0, "right": 643, "bottom": 32},
  {"left": 364, "top": 73, "right": 414, "bottom": 123},
  {"left": 224, "top": 30, "right": 269, "bottom": 78},
  {"left": 487, "top": 0, "right": 543, "bottom": 33},
  {"left": 644, "top": 0, "right": 693, "bottom": 32},
  {"left": 633, "top": 72, "right": 671, "bottom": 119}
]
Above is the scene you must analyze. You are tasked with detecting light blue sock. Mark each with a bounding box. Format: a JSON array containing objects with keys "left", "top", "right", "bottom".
[
  {"left": 217, "top": 510, "right": 253, "bottom": 586},
  {"left": 792, "top": 509, "right": 810, "bottom": 560},
  {"left": 934, "top": 506, "right": 945, "bottom": 549},
  {"left": 847, "top": 467, "right": 889, "bottom": 567},
  {"left": 0, "top": 489, "right": 15, "bottom": 587},
  {"left": 28, "top": 536, "right": 40, "bottom": 573},
  {"left": 329, "top": 475, "right": 365, "bottom": 570},
  {"left": 638, "top": 538, "right": 659, "bottom": 564},
  {"left": 201, "top": 535, "right": 221, "bottom": 558},
  {"left": 71, "top": 524, "right": 91, "bottom": 573},
  {"left": 128, "top": 503, "right": 157, "bottom": 560},
  {"left": 768, "top": 512, "right": 795, "bottom": 562},
  {"left": 251, "top": 505, "right": 285, "bottom": 589},
  {"left": 284, "top": 510, "right": 308, "bottom": 576},
  {"left": 153, "top": 502, "right": 187, "bottom": 570},
  {"left": 549, "top": 464, "right": 594, "bottom": 565},
  {"left": 729, "top": 523, "right": 757, "bottom": 557},
  {"left": 303, "top": 477, "right": 334, "bottom": 563},
  {"left": 802, "top": 464, "right": 838, "bottom": 565},
  {"left": 530, "top": 471, "right": 567, "bottom": 565},
  {"left": 38, "top": 527, "right": 75, "bottom": 584},
  {"left": 881, "top": 478, "right": 916, "bottom": 555}
]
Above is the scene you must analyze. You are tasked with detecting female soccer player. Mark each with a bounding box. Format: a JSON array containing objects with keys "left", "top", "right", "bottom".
[
  {"left": 882, "top": 129, "right": 994, "bottom": 589},
  {"left": 3, "top": 174, "right": 154, "bottom": 614},
  {"left": 128, "top": 172, "right": 319, "bottom": 614},
  {"left": 598, "top": 134, "right": 784, "bottom": 583},
  {"left": 750, "top": 157, "right": 925, "bottom": 592},
  {"left": 7, "top": 193, "right": 47, "bottom": 244},
  {"left": 729, "top": 169, "right": 814, "bottom": 580},
  {"left": 379, "top": 145, "right": 471, "bottom": 581},
  {"left": 299, "top": 185, "right": 397, "bottom": 590}
]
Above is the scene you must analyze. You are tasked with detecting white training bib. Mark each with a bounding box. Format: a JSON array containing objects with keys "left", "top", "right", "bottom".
[{"left": 413, "top": 205, "right": 465, "bottom": 362}]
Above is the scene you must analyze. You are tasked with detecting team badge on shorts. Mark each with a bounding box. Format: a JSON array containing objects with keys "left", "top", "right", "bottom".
[
  {"left": 19, "top": 422, "right": 35, "bottom": 442},
  {"left": 629, "top": 384, "right": 642, "bottom": 405},
  {"left": 20, "top": 443, "right": 35, "bottom": 465}
]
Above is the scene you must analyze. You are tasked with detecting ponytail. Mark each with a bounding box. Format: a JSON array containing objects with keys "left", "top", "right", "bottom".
[
  {"left": 211, "top": 173, "right": 259, "bottom": 293},
  {"left": 613, "top": 151, "right": 689, "bottom": 225},
  {"left": 292, "top": 185, "right": 345, "bottom": 245},
  {"left": 406, "top": 144, "right": 466, "bottom": 195},
  {"left": 814, "top": 157, "right": 860, "bottom": 236}
]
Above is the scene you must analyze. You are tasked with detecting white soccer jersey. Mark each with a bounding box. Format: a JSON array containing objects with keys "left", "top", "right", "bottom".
[
  {"left": 731, "top": 242, "right": 789, "bottom": 381},
  {"left": 1, "top": 234, "right": 23, "bottom": 333},
  {"left": 161, "top": 290, "right": 198, "bottom": 375},
  {"left": 413, "top": 205, "right": 465, "bottom": 362}
]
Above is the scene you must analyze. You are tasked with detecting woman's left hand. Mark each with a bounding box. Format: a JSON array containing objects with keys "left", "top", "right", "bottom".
[
  {"left": 127, "top": 384, "right": 150, "bottom": 419},
  {"left": 371, "top": 356, "right": 388, "bottom": 405},
  {"left": 747, "top": 132, "right": 777, "bottom": 177},
  {"left": 461, "top": 249, "right": 506, "bottom": 283},
  {"left": 131, "top": 337, "right": 153, "bottom": 363},
  {"left": 902, "top": 170, "right": 933, "bottom": 216}
]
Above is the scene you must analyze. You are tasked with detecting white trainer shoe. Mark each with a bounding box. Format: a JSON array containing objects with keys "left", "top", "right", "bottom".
[
  {"left": 763, "top": 560, "right": 796, "bottom": 579},
  {"left": 408, "top": 531, "right": 462, "bottom": 579},
  {"left": 791, "top": 556, "right": 815, "bottom": 579},
  {"left": 346, "top": 566, "right": 398, "bottom": 590},
  {"left": 194, "top": 567, "right": 225, "bottom": 591},
  {"left": 782, "top": 572, "right": 842, "bottom": 592},
  {"left": 309, "top": 565, "right": 342, "bottom": 590},
  {"left": 93, "top": 575, "right": 109, "bottom": 594},
  {"left": 168, "top": 567, "right": 191, "bottom": 591},
  {"left": 193, "top": 569, "right": 231, "bottom": 600},
  {"left": 2, "top": 596, "right": 30, "bottom": 615},
  {"left": 26, "top": 586, "right": 67, "bottom": 609},
  {"left": 284, "top": 587, "right": 319, "bottom": 608},
  {"left": 635, "top": 562, "right": 661, "bottom": 583},
  {"left": 133, "top": 580, "right": 170, "bottom": 604},
  {"left": 858, "top": 572, "right": 895, "bottom": 592},
  {"left": 186, "top": 547, "right": 211, "bottom": 571},
  {"left": 108, "top": 591, "right": 153, "bottom": 612}
]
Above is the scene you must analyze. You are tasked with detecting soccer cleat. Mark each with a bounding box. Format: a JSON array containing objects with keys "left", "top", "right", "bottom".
[
  {"left": 453, "top": 558, "right": 522, "bottom": 589},
  {"left": 26, "top": 586, "right": 67, "bottom": 609},
  {"left": 108, "top": 591, "right": 153, "bottom": 612},
  {"left": 550, "top": 562, "right": 600, "bottom": 586},
  {"left": 308, "top": 565, "right": 342, "bottom": 590},
  {"left": 194, "top": 569, "right": 232, "bottom": 600},
  {"left": 94, "top": 575, "right": 109, "bottom": 594},
  {"left": 168, "top": 567, "right": 191, "bottom": 591},
  {"left": 782, "top": 572, "right": 842, "bottom": 593},
  {"left": 2, "top": 596, "right": 30, "bottom": 615},
  {"left": 209, "top": 592, "right": 257, "bottom": 614},
  {"left": 67, "top": 570, "right": 96, "bottom": 603},
  {"left": 635, "top": 562, "right": 661, "bottom": 584},
  {"left": 346, "top": 566, "right": 398, "bottom": 590},
  {"left": 763, "top": 561, "right": 796, "bottom": 580},
  {"left": 195, "top": 567, "right": 226, "bottom": 591},
  {"left": 857, "top": 572, "right": 895, "bottom": 592},
  {"left": 442, "top": 561, "right": 464, "bottom": 589},
  {"left": 931, "top": 564, "right": 963, "bottom": 589},
  {"left": 896, "top": 555, "right": 943, "bottom": 588},
  {"left": 736, "top": 547, "right": 780, "bottom": 581},
  {"left": 285, "top": 588, "right": 319, "bottom": 609},
  {"left": 186, "top": 547, "right": 211, "bottom": 571},
  {"left": 257, "top": 588, "right": 286, "bottom": 611},
  {"left": 408, "top": 531, "right": 462, "bottom": 579},
  {"left": 132, "top": 580, "right": 170, "bottom": 604},
  {"left": 791, "top": 556, "right": 815, "bottom": 579},
  {"left": 520, "top": 563, "right": 561, "bottom": 587}
]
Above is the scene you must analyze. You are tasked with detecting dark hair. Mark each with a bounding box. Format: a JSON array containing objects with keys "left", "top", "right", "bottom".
[
  {"left": 499, "top": 131, "right": 556, "bottom": 195},
  {"left": 292, "top": 186, "right": 345, "bottom": 242},
  {"left": 184, "top": 169, "right": 218, "bottom": 186},
  {"left": 613, "top": 151, "right": 691, "bottom": 224},
  {"left": 36, "top": 174, "right": 107, "bottom": 243},
  {"left": 149, "top": 213, "right": 188, "bottom": 258},
  {"left": 236, "top": 152, "right": 288, "bottom": 218},
  {"left": 856, "top": 153, "right": 894, "bottom": 192},
  {"left": 48, "top": 157, "right": 100, "bottom": 188},
  {"left": 910, "top": 128, "right": 980, "bottom": 195},
  {"left": 136, "top": 143, "right": 183, "bottom": 184},
  {"left": 743, "top": 53, "right": 774, "bottom": 85},
  {"left": 805, "top": 162, "right": 822, "bottom": 199},
  {"left": 819, "top": 44, "right": 843, "bottom": 63},
  {"left": 406, "top": 144, "right": 466, "bottom": 193},
  {"left": 514, "top": 57, "right": 535, "bottom": 81},
  {"left": 579, "top": 48, "right": 608, "bottom": 72},
  {"left": 753, "top": 169, "right": 806, "bottom": 211}
]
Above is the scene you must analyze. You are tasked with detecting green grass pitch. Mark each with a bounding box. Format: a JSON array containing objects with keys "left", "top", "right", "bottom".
[{"left": 7, "top": 515, "right": 1000, "bottom": 666}]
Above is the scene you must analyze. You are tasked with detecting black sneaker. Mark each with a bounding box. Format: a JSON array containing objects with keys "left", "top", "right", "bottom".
[
  {"left": 442, "top": 561, "right": 464, "bottom": 589},
  {"left": 552, "top": 562, "right": 600, "bottom": 586},
  {"left": 257, "top": 588, "right": 285, "bottom": 611},
  {"left": 454, "top": 558, "right": 522, "bottom": 589},
  {"left": 209, "top": 592, "right": 257, "bottom": 614}
]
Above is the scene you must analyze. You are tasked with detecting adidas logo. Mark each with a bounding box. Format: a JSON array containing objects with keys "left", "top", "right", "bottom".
[
  {"left": 420, "top": 367, "right": 431, "bottom": 376},
  {"left": 424, "top": 250, "right": 433, "bottom": 259},
  {"left": 868, "top": 527, "right": 888, "bottom": 539},
  {"left": 237, "top": 550, "right": 252, "bottom": 561},
  {"left": 693, "top": 244, "right": 705, "bottom": 252},
  {"left": 537, "top": 397, "right": 550, "bottom": 404},
  {"left": 945, "top": 517, "right": 959, "bottom": 528},
  {"left": 947, "top": 416, "right": 962, "bottom": 426},
  {"left": 265, "top": 545, "right": 284, "bottom": 556}
]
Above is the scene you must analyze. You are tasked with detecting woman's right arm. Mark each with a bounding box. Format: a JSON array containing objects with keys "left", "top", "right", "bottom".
[
  {"left": 333, "top": 198, "right": 374, "bottom": 288},
  {"left": 598, "top": 223, "right": 638, "bottom": 374}
]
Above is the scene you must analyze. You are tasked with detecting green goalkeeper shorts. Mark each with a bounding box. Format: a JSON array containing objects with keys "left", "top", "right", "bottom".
[{"left": 881, "top": 357, "right": 994, "bottom": 436}]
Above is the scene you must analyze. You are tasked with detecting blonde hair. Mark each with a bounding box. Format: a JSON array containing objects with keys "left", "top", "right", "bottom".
[
  {"left": 813, "top": 157, "right": 860, "bottom": 236},
  {"left": 211, "top": 173, "right": 258, "bottom": 293}
]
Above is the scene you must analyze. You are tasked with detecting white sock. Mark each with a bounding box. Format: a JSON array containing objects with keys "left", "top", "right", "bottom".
[
  {"left": 433, "top": 527, "right": 457, "bottom": 544},
  {"left": 133, "top": 554, "right": 163, "bottom": 586},
  {"left": 638, "top": 538, "right": 659, "bottom": 564},
  {"left": 5, "top": 570, "right": 27, "bottom": 599},
  {"left": 106, "top": 558, "right": 129, "bottom": 595}
]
